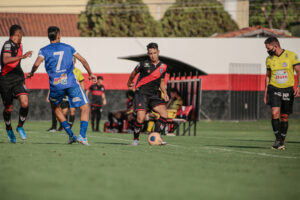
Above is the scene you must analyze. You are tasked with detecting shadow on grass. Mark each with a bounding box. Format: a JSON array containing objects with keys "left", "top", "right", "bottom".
[
  {"left": 206, "top": 144, "right": 267, "bottom": 149},
  {"left": 94, "top": 141, "right": 129, "bottom": 146}
]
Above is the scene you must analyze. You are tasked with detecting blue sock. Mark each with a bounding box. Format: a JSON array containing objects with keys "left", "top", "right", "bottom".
[
  {"left": 61, "top": 121, "right": 73, "bottom": 137},
  {"left": 80, "top": 121, "right": 88, "bottom": 138}
]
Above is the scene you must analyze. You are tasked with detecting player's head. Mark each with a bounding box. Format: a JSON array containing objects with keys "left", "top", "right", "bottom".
[
  {"left": 147, "top": 42, "right": 160, "bottom": 63},
  {"left": 264, "top": 37, "right": 281, "bottom": 56},
  {"left": 9, "top": 24, "right": 23, "bottom": 44},
  {"left": 97, "top": 76, "right": 103, "bottom": 84},
  {"left": 126, "top": 90, "right": 134, "bottom": 99},
  {"left": 170, "top": 88, "right": 180, "bottom": 98},
  {"left": 48, "top": 26, "right": 60, "bottom": 42}
]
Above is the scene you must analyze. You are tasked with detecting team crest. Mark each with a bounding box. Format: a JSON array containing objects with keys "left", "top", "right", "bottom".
[
  {"left": 160, "top": 67, "right": 164, "bottom": 74},
  {"left": 147, "top": 69, "right": 151, "bottom": 73},
  {"left": 283, "top": 62, "right": 287, "bottom": 67}
]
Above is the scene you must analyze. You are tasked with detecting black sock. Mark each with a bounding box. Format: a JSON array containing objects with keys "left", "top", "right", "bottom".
[
  {"left": 108, "top": 113, "right": 114, "bottom": 129},
  {"left": 18, "top": 107, "right": 29, "bottom": 127},
  {"left": 154, "top": 116, "right": 167, "bottom": 134},
  {"left": 271, "top": 118, "right": 281, "bottom": 141},
  {"left": 280, "top": 121, "right": 288, "bottom": 141},
  {"left": 69, "top": 115, "right": 75, "bottom": 128},
  {"left": 3, "top": 111, "right": 12, "bottom": 130},
  {"left": 133, "top": 121, "right": 143, "bottom": 140}
]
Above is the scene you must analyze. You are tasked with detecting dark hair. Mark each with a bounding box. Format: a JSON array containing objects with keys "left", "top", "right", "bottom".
[
  {"left": 147, "top": 42, "right": 158, "bottom": 50},
  {"left": 170, "top": 88, "right": 180, "bottom": 95},
  {"left": 264, "top": 37, "right": 280, "bottom": 46},
  {"left": 126, "top": 90, "right": 134, "bottom": 98},
  {"left": 48, "top": 26, "right": 60, "bottom": 41},
  {"left": 9, "top": 25, "right": 22, "bottom": 36},
  {"left": 97, "top": 76, "right": 103, "bottom": 80}
]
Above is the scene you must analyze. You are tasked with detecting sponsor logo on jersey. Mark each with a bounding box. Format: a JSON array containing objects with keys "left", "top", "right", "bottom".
[
  {"left": 144, "top": 63, "right": 150, "bottom": 68},
  {"left": 4, "top": 43, "right": 11, "bottom": 51},
  {"left": 72, "top": 97, "right": 81, "bottom": 102},
  {"left": 275, "top": 70, "right": 288, "bottom": 84},
  {"left": 160, "top": 67, "right": 164, "bottom": 74},
  {"left": 54, "top": 73, "right": 68, "bottom": 85}
]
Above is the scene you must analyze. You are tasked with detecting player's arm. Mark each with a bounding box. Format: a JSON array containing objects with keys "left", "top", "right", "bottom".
[
  {"left": 160, "top": 78, "right": 169, "bottom": 102},
  {"left": 127, "top": 70, "right": 137, "bottom": 89},
  {"left": 294, "top": 64, "right": 300, "bottom": 98},
  {"left": 2, "top": 51, "right": 32, "bottom": 65},
  {"left": 264, "top": 69, "right": 271, "bottom": 104},
  {"left": 102, "top": 93, "right": 107, "bottom": 106},
  {"left": 74, "top": 53, "right": 96, "bottom": 83},
  {"left": 27, "top": 56, "right": 44, "bottom": 78}
]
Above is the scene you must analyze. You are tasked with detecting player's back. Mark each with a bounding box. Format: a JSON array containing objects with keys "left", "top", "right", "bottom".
[{"left": 39, "top": 42, "right": 77, "bottom": 90}]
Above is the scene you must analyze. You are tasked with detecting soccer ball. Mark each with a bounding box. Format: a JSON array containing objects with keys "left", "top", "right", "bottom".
[{"left": 148, "top": 132, "right": 163, "bottom": 146}]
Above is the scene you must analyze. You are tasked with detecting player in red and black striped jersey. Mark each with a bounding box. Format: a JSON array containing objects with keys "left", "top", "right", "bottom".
[
  {"left": 127, "top": 42, "right": 169, "bottom": 146},
  {"left": 86, "top": 76, "right": 107, "bottom": 131},
  {"left": 0, "top": 25, "right": 32, "bottom": 143}
]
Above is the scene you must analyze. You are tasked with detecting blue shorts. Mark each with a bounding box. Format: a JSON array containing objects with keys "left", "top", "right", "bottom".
[{"left": 49, "top": 85, "right": 88, "bottom": 108}]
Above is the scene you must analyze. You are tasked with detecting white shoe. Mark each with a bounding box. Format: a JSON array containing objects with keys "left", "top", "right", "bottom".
[{"left": 77, "top": 135, "right": 89, "bottom": 146}]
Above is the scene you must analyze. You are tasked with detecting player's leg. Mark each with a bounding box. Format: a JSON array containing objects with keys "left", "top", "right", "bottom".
[
  {"left": 132, "top": 92, "right": 147, "bottom": 145},
  {"left": 69, "top": 107, "right": 76, "bottom": 128},
  {"left": 91, "top": 106, "right": 96, "bottom": 131},
  {"left": 58, "top": 101, "right": 69, "bottom": 131},
  {"left": 67, "top": 85, "right": 90, "bottom": 145},
  {"left": 16, "top": 94, "right": 29, "bottom": 139},
  {"left": 1, "top": 84, "right": 16, "bottom": 143},
  {"left": 95, "top": 107, "right": 101, "bottom": 132},
  {"left": 153, "top": 105, "right": 168, "bottom": 134},
  {"left": 108, "top": 112, "right": 115, "bottom": 129},
  {"left": 48, "top": 103, "right": 57, "bottom": 132},
  {"left": 50, "top": 90, "right": 76, "bottom": 144},
  {"left": 279, "top": 87, "right": 294, "bottom": 146}
]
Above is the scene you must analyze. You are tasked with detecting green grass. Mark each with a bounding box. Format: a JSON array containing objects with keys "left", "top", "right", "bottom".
[{"left": 0, "top": 120, "right": 300, "bottom": 200}]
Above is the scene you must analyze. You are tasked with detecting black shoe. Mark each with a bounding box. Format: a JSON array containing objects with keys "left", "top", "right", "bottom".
[
  {"left": 58, "top": 126, "right": 64, "bottom": 131},
  {"left": 47, "top": 127, "right": 57, "bottom": 132},
  {"left": 271, "top": 140, "right": 285, "bottom": 150}
]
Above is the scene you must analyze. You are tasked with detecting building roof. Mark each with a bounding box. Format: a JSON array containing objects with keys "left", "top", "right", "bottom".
[
  {"left": 0, "top": 13, "right": 80, "bottom": 36},
  {"left": 213, "top": 25, "right": 293, "bottom": 38}
]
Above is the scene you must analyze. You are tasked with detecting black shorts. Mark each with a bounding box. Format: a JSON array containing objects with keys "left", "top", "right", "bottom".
[
  {"left": 134, "top": 91, "right": 165, "bottom": 111},
  {"left": 60, "top": 100, "right": 70, "bottom": 109},
  {"left": 267, "top": 85, "right": 294, "bottom": 114},
  {"left": 91, "top": 105, "right": 102, "bottom": 112},
  {"left": 0, "top": 80, "right": 28, "bottom": 106}
]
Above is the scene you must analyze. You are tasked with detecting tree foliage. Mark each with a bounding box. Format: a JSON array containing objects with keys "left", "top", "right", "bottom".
[
  {"left": 160, "top": 0, "right": 238, "bottom": 37},
  {"left": 249, "top": 0, "right": 300, "bottom": 33},
  {"left": 78, "top": 0, "right": 162, "bottom": 37},
  {"left": 78, "top": 0, "right": 239, "bottom": 37}
]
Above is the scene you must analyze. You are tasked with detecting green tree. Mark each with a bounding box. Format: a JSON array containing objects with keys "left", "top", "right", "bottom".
[
  {"left": 160, "top": 0, "right": 238, "bottom": 37},
  {"left": 249, "top": 0, "right": 300, "bottom": 34},
  {"left": 78, "top": 0, "right": 162, "bottom": 37}
]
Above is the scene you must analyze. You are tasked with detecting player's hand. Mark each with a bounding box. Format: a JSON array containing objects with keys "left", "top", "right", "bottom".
[
  {"left": 127, "top": 81, "right": 134, "bottom": 89},
  {"left": 264, "top": 91, "right": 268, "bottom": 104},
  {"left": 164, "top": 94, "right": 170, "bottom": 102},
  {"left": 89, "top": 74, "right": 97, "bottom": 83},
  {"left": 294, "top": 87, "right": 300, "bottom": 98},
  {"left": 22, "top": 51, "right": 33, "bottom": 59},
  {"left": 26, "top": 72, "right": 34, "bottom": 79}
]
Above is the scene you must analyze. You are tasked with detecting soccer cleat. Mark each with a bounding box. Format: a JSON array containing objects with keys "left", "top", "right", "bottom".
[
  {"left": 6, "top": 129, "right": 16, "bottom": 143},
  {"left": 77, "top": 135, "right": 89, "bottom": 146},
  {"left": 131, "top": 139, "right": 139, "bottom": 146},
  {"left": 68, "top": 135, "right": 77, "bottom": 144},
  {"left": 47, "top": 127, "right": 57, "bottom": 132},
  {"left": 58, "top": 126, "right": 64, "bottom": 131},
  {"left": 161, "top": 141, "right": 167, "bottom": 145},
  {"left": 271, "top": 140, "right": 285, "bottom": 150},
  {"left": 16, "top": 127, "right": 27, "bottom": 140}
]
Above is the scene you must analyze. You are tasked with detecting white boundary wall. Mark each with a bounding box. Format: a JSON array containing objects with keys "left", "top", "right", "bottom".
[{"left": 1, "top": 37, "right": 300, "bottom": 75}]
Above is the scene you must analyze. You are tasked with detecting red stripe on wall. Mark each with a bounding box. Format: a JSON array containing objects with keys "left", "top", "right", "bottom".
[{"left": 24, "top": 73, "right": 297, "bottom": 91}]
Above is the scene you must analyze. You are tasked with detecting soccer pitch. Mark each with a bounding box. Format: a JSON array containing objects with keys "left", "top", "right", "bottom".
[{"left": 0, "top": 120, "right": 299, "bottom": 200}]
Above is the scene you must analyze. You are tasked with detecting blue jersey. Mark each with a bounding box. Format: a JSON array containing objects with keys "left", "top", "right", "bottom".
[{"left": 39, "top": 42, "right": 78, "bottom": 91}]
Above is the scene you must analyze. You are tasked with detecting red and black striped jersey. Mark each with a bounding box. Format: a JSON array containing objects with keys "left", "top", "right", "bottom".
[
  {"left": 0, "top": 39, "right": 24, "bottom": 83},
  {"left": 89, "top": 84, "right": 105, "bottom": 106},
  {"left": 134, "top": 60, "right": 167, "bottom": 95}
]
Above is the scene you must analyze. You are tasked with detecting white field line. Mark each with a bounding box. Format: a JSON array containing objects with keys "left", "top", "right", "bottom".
[{"left": 89, "top": 135, "right": 299, "bottom": 159}]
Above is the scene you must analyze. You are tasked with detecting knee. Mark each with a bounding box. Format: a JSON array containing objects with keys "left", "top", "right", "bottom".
[
  {"left": 271, "top": 110, "right": 280, "bottom": 119},
  {"left": 21, "top": 101, "right": 28, "bottom": 108},
  {"left": 4, "top": 105, "right": 13, "bottom": 113},
  {"left": 280, "top": 114, "right": 289, "bottom": 122},
  {"left": 137, "top": 116, "right": 145, "bottom": 124}
]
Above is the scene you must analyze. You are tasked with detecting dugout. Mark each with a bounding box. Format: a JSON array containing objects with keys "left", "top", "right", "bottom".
[{"left": 120, "top": 54, "right": 207, "bottom": 136}]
